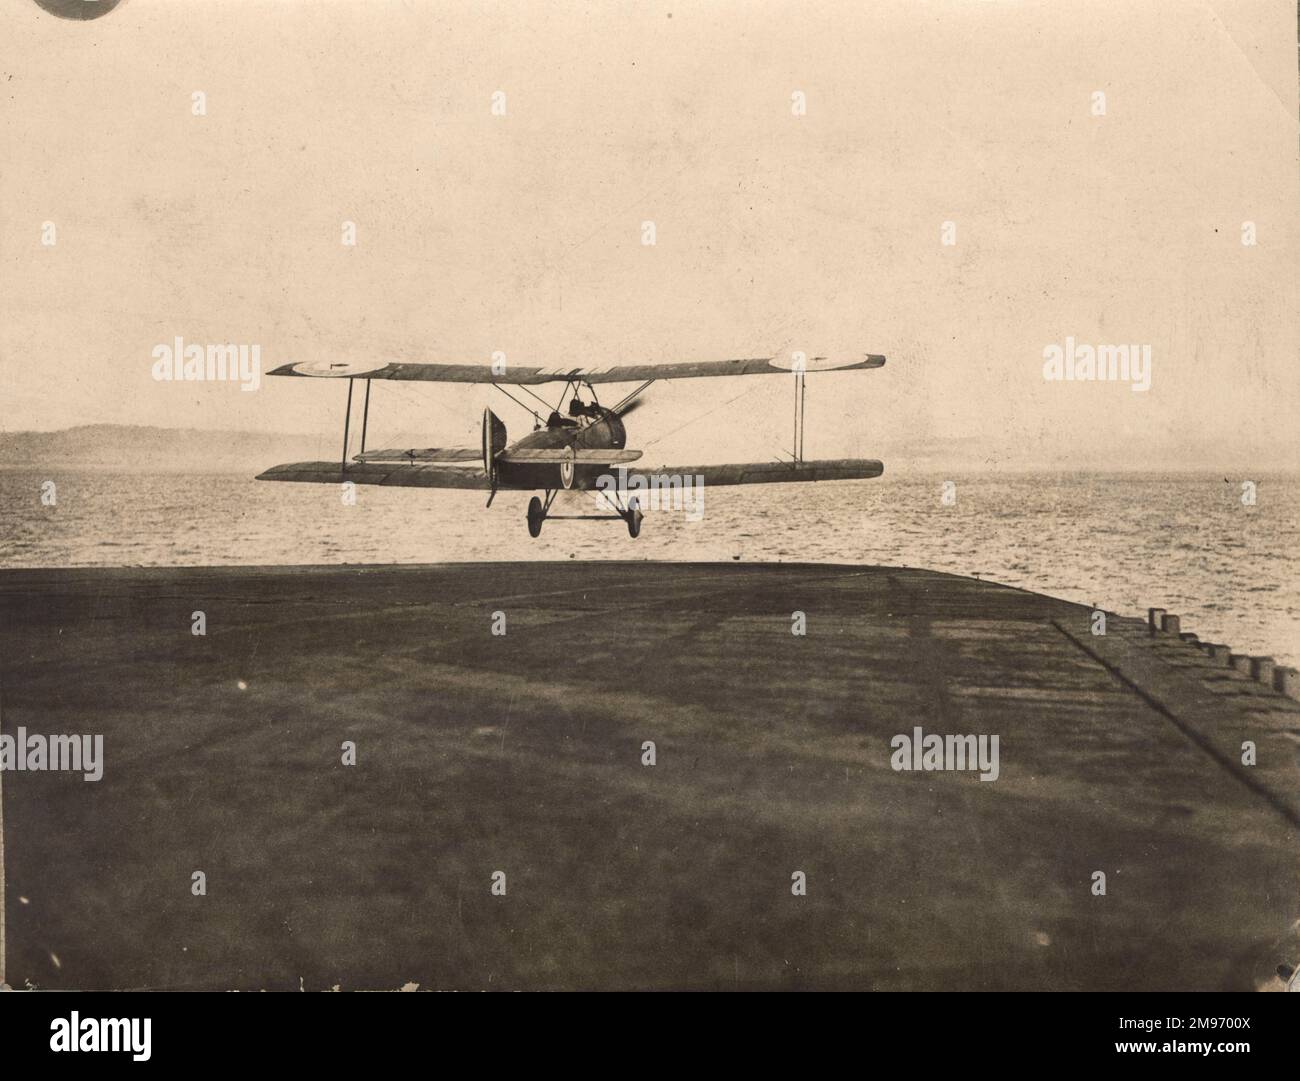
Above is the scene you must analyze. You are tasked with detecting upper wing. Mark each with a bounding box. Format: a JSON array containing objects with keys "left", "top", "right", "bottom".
[
  {"left": 642, "top": 459, "right": 884, "bottom": 486},
  {"left": 267, "top": 354, "right": 885, "bottom": 385},
  {"left": 256, "top": 460, "right": 492, "bottom": 489}
]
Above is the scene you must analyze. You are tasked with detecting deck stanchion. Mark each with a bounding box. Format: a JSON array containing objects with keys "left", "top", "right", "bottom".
[
  {"left": 1250, "top": 657, "right": 1275, "bottom": 685},
  {"left": 1273, "top": 667, "right": 1299, "bottom": 699}
]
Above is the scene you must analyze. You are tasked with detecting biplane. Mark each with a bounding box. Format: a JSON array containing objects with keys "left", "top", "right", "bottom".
[{"left": 256, "top": 353, "right": 886, "bottom": 536}]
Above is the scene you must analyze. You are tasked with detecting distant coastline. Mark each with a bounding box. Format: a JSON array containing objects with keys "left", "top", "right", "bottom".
[{"left": 0, "top": 425, "right": 324, "bottom": 474}]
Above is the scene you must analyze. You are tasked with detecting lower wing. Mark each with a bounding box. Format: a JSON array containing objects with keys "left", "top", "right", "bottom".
[
  {"left": 498, "top": 448, "right": 642, "bottom": 464},
  {"left": 255, "top": 456, "right": 882, "bottom": 490},
  {"left": 640, "top": 459, "right": 884, "bottom": 485},
  {"left": 256, "top": 460, "right": 492, "bottom": 489},
  {"left": 353, "top": 447, "right": 480, "bottom": 463}
]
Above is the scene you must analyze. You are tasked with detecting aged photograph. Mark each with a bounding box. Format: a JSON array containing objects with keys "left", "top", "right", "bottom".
[{"left": 1, "top": 0, "right": 1297, "bottom": 1022}]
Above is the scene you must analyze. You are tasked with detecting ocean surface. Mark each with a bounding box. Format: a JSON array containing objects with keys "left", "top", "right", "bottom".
[{"left": 2, "top": 469, "right": 1297, "bottom": 667}]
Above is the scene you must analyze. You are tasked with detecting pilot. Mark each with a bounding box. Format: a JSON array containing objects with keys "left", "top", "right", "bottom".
[{"left": 568, "top": 397, "right": 600, "bottom": 420}]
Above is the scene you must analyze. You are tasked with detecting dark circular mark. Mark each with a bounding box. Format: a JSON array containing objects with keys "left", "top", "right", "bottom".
[{"left": 32, "top": 0, "right": 124, "bottom": 20}]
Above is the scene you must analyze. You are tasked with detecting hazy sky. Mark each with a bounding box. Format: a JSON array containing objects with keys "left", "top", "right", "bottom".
[{"left": 2, "top": 0, "right": 1296, "bottom": 469}]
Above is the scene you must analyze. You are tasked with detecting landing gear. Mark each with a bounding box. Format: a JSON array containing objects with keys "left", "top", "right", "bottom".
[{"left": 522, "top": 488, "right": 644, "bottom": 538}]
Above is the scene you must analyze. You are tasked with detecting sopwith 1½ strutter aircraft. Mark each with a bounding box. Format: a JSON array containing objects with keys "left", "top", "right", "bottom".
[{"left": 256, "top": 352, "right": 886, "bottom": 537}]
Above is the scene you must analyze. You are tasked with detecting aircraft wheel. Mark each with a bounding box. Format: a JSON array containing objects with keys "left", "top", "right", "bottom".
[
  {"left": 626, "top": 496, "right": 643, "bottom": 538},
  {"left": 527, "top": 496, "right": 545, "bottom": 538}
]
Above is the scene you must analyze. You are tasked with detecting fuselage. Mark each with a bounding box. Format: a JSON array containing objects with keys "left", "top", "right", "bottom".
[{"left": 498, "top": 406, "right": 628, "bottom": 491}]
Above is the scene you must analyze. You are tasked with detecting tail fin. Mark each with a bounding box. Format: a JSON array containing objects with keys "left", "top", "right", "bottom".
[{"left": 481, "top": 408, "right": 507, "bottom": 483}]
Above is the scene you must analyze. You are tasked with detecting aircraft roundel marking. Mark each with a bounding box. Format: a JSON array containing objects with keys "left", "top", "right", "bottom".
[
  {"left": 767, "top": 355, "right": 862, "bottom": 372},
  {"left": 292, "top": 361, "right": 389, "bottom": 378}
]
